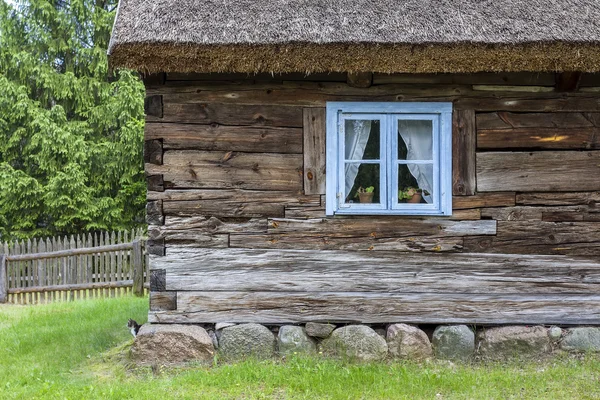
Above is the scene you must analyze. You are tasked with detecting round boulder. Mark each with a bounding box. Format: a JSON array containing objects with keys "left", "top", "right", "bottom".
[
  {"left": 305, "top": 322, "right": 336, "bottom": 338},
  {"left": 320, "top": 325, "right": 388, "bottom": 362},
  {"left": 130, "top": 324, "right": 215, "bottom": 365},
  {"left": 277, "top": 326, "right": 317, "bottom": 355},
  {"left": 477, "top": 326, "right": 551, "bottom": 359},
  {"left": 387, "top": 323, "right": 433, "bottom": 361},
  {"left": 219, "top": 323, "right": 276, "bottom": 360},
  {"left": 432, "top": 325, "right": 475, "bottom": 361},
  {"left": 560, "top": 327, "right": 600, "bottom": 352}
]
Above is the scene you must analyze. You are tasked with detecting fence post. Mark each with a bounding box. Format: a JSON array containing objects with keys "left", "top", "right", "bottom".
[
  {"left": 132, "top": 240, "right": 144, "bottom": 297},
  {"left": 0, "top": 254, "right": 6, "bottom": 303}
]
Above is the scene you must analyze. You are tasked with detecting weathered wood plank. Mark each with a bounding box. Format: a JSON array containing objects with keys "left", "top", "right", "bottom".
[
  {"left": 347, "top": 72, "right": 372, "bottom": 88},
  {"left": 373, "top": 72, "right": 556, "bottom": 86},
  {"left": 145, "top": 123, "right": 302, "bottom": 154},
  {"left": 303, "top": 108, "right": 326, "bottom": 195},
  {"left": 516, "top": 192, "right": 600, "bottom": 207},
  {"left": 144, "top": 95, "right": 163, "bottom": 118},
  {"left": 267, "top": 218, "right": 496, "bottom": 237},
  {"left": 456, "top": 97, "right": 600, "bottom": 112},
  {"left": 0, "top": 254, "right": 6, "bottom": 303},
  {"left": 452, "top": 109, "right": 476, "bottom": 195},
  {"left": 465, "top": 221, "right": 600, "bottom": 255},
  {"left": 146, "top": 200, "right": 164, "bottom": 226},
  {"left": 132, "top": 240, "right": 144, "bottom": 297},
  {"left": 144, "top": 139, "right": 163, "bottom": 165},
  {"left": 478, "top": 127, "right": 600, "bottom": 150},
  {"left": 154, "top": 190, "right": 320, "bottom": 218},
  {"left": 481, "top": 206, "right": 587, "bottom": 221},
  {"left": 476, "top": 112, "right": 600, "bottom": 130},
  {"left": 229, "top": 234, "right": 463, "bottom": 252},
  {"left": 147, "top": 175, "right": 164, "bottom": 192},
  {"left": 149, "top": 292, "right": 600, "bottom": 325},
  {"left": 147, "top": 102, "right": 304, "bottom": 127},
  {"left": 284, "top": 206, "right": 326, "bottom": 219},
  {"left": 161, "top": 216, "right": 267, "bottom": 233},
  {"left": 453, "top": 193, "right": 516, "bottom": 209},
  {"left": 150, "top": 292, "right": 177, "bottom": 311},
  {"left": 158, "top": 248, "right": 600, "bottom": 294},
  {"left": 146, "top": 151, "right": 303, "bottom": 191},
  {"left": 165, "top": 72, "right": 347, "bottom": 82},
  {"left": 477, "top": 151, "right": 600, "bottom": 192}
]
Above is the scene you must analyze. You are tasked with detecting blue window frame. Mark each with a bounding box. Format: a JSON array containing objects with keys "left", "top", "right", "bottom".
[{"left": 325, "top": 102, "right": 452, "bottom": 216}]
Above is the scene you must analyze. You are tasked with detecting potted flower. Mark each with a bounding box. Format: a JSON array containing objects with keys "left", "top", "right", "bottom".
[
  {"left": 355, "top": 186, "right": 375, "bottom": 203},
  {"left": 398, "top": 187, "right": 429, "bottom": 203}
]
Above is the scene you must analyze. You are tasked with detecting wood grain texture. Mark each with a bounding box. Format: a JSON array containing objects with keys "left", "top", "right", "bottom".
[
  {"left": 516, "top": 192, "right": 600, "bottom": 207},
  {"left": 480, "top": 206, "right": 587, "bottom": 221},
  {"left": 452, "top": 109, "right": 476, "bottom": 195},
  {"left": 229, "top": 234, "right": 464, "bottom": 252},
  {"left": 150, "top": 269, "right": 166, "bottom": 292},
  {"left": 146, "top": 175, "right": 164, "bottom": 192},
  {"left": 146, "top": 200, "right": 164, "bottom": 226},
  {"left": 144, "top": 139, "right": 163, "bottom": 164},
  {"left": 147, "top": 102, "right": 303, "bottom": 127},
  {"left": 152, "top": 189, "right": 319, "bottom": 217},
  {"left": 372, "top": 72, "right": 556, "bottom": 86},
  {"left": 150, "top": 292, "right": 177, "bottom": 311},
  {"left": 476, "top": 112, "right": 600, "bottom": 130},
  {"left": 149, "top": 292, "right": 600, "bottom": 325},
  {"left": 477, "top": 127, "right": 600, "bottom": 150},
  {"left": 477, "top": 151, "right": 600, "bottom": 192},
  {"left": 146, "top": 151, "right": 303, "bottom": 191},
  {"left": 145, "top": 123, "right": 302, "bottom": 154},
  {"left": 303, "top": 108, "right": 327, "bottom": 195},
  {"left": 157, "top": 248, "right": 600, "bottom": 294},
  {"left": 267, "top": 218, "right": 496, "bottom": 237},
  {"left": 161, "top": 216, "right": 267, "bottom": 233},
  {"left": 144, "top": 95, "right": 163, "bottom": 118},
  {"left": 452, "top": 193, "right": 516, "bottom": 209}
]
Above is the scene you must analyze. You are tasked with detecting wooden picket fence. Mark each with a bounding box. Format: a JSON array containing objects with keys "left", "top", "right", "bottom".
[{"left": 0, "top": 229, "right": 149, "bottom": 304}]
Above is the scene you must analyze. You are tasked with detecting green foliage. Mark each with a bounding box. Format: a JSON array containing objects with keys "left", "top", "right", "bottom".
[{"left": 0, "top": 0, "right": 145, "bottom": 240}]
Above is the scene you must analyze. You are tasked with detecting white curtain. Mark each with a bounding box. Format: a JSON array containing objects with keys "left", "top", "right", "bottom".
[
  {"left": 344, "top": 120, "right": 372, "bottom": 198},
  {"left": 398, "top": 121, "right": 433, "bottom": 204}
]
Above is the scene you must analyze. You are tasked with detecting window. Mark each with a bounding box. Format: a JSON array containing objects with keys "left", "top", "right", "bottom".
[{"left": 325, "top": 102, "right": 452, "bottom": 216}]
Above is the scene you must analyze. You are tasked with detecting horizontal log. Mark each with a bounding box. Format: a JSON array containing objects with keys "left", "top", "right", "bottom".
[
  {"left": 455, "top": 97, "right": 600, "bottom": 112},
  {"left": 267, "top": 218, "right": 496, "bottom": 237},
  {"left": 481, "top": 206, "right": 587, "bottom": 221},
  {"left": 464, "top": 236, "right": 600, "bottom": 256},
  {"left": 160, "top": 216, "right": 267, "bottom": 233},
  {"left": 282, "top": 207, "right": 480, "bottom": 220},
  {"left": 477, "top": 127, "right": 600, "bottom": 150},
  {"left": 8, "top": 280, "right": 134, "bottom": 294},
  {"left": 146, "top": 102, "right": 303, "bottom": 127},
  {"left": 516, "top": 192, "right": 600, "bottom": 207},
  {"left": 145, "top": 123, "right": 302, "bottom": 154},
  {"left": 6, "top": 243, "right": 134, "bottom": 262},
  {"left": 452, "top": 193, "right": 516, "bottom": 209},
  {"left": 229, "top": 234, "right": 464, "bottom": 252},
  {"left": 146, "top": 151, "right": 303, "bottom": 191},
  {"left": 373, "top": 72, "right": 556, "bottom": 86},
  {"left": 149, "top": 292, "right": 600, "bottom": 325},
  {"left": 164, "top": 72, "right": 348, "bottom": 82},
  {"left": 476, "top": 151, "right": 600, "bottom": 192},
  {"left": 476, "top": 112, "right": 600, "bottom": 130},
  {"left": 150, "top": 292, "right": 177, "bottom": 311},
  {"left": 159, "top": 248, "right": 600, "bottom": 294}
]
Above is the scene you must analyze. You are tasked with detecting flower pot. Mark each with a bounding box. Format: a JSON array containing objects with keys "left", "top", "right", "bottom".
[
  {"left": 358, "top": 192, "right": 374, "bottom": 203},
  {"left": 407, "top": 193, "right": 422, "bottom": 204}
]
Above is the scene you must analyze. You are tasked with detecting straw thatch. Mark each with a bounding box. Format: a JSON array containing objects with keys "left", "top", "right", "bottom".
[{"left": 108, "top": 0, "right": 600, "bottom": 73}]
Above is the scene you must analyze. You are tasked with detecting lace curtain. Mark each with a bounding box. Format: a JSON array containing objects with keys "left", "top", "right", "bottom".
[
  {"left": 398, "top": 120, "right": 433, "bottom": 204},
  {"left": 344, "top": 120, "right": 372, "bottom": 197}
]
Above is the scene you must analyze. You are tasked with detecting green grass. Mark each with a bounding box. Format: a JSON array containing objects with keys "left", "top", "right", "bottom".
[{"left": 1, "top": 298, "right": 600, "bottom": 399}]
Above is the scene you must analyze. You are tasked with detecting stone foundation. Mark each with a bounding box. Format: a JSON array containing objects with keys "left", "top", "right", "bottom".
[{"left": 131, "top": 322, "right": 600, "bottom": 365}]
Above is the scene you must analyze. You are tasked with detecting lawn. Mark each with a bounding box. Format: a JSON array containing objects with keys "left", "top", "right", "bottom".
[{"left": 1, "top": 298, "right": 600, "bottom": 399}]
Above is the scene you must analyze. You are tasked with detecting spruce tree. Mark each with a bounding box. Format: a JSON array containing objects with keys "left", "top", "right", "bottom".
[{"left": 0, "top": 0, "right": 145, "bottom": 239}]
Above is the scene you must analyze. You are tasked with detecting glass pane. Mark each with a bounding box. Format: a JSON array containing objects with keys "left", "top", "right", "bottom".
[
  {"left": 398, "top": 164, "right": 433, "bottom": 204},
  {"left": 345, "top": 163, "right": 380, "bottom": 204},
  {"left": 398, "top": 120, "right": 433, "bottom": 161},
  {"left": 345, "top": 119, "right": 380, "bottom": 160}
]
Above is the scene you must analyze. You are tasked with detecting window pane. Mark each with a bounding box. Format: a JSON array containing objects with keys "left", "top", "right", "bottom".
[
  {"left": 398, "top": 164, "right": 433, "bottom": 204},
  {"left": 398, "top": 120, "right": 433, "bottom": 161},
  {"left": 345, "top": 163, "right": 380, "bottom": 204},
  {"left": 345, "top": 119, "right": 380, "bottom": 160}
]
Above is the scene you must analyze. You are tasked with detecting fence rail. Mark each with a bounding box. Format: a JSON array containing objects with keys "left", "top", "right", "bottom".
[{"left": 0, "top": 229, "right": 148, "bottom": 304}]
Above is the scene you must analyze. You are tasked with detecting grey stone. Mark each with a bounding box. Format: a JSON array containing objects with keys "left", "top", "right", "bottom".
[
  {"left": 305, "top": 322, "right": 336, "bottom": 338},
  {"left": 560, "top": 327, "right": 600, "bottom": 352},
  {"left": 215, "top": 322, "right": 236, "bottom": 330},
  {"left": 219, "top": 323, "right": 276, "bottom": 360},
  {"left": 432, "top": 325, "right": 475, "bottom": 361},
  {"left": 548, "top": 326, "right": 563, "bottom": 342},
  {"left": 477, "top": 326, "right": 551, "bottom": 359},
  {"left": 320, "top": 325, "right": 388, "bottom": 362},
  {"left": 131, "top": 324, "right": 215, "bottom": 365},
  {"left": 387, "top": 324, "right": 433, "bottom": 361},
  {"left": 277, "top": 326, "right": 317, "bottom": 355}
]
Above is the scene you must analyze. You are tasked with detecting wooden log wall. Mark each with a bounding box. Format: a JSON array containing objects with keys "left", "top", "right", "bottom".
[{"left": 144, "top": 71, "right": 600, "bottom": 324}]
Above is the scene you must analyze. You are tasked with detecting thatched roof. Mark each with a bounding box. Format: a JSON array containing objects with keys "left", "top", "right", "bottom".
[{"left": 108, "top": 0, "right": 600, "bottom": 74}]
